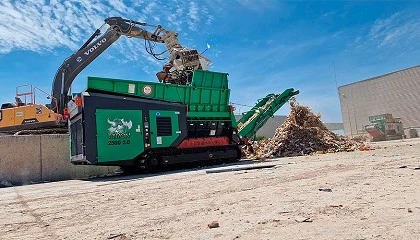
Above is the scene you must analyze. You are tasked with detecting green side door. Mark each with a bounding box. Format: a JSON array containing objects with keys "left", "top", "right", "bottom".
[
  {"left": 149, "top": 110, "right": 180, "bottom": 148},
  {"left": 95, "top": 109, "right": 144, "bottom": 162}
]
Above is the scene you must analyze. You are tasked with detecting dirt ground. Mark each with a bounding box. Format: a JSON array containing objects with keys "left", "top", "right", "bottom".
[{"left": 1, "top": 138, "right": 420, "bottom": 240}]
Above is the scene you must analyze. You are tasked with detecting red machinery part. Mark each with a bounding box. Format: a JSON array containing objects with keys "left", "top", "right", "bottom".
[
  {"left": 74, "top": 96, "right": 83, "bottom": 106},
  {"left": 63, "top": 108, "right": 70, "bottom": 120},
  {"left": 177, "top": 137, "right": 230, "bottom": 149}
]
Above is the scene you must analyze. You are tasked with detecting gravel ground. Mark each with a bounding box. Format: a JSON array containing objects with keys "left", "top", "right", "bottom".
[{"left": 1, "top": 138, "right": 420, "bottom": 240}]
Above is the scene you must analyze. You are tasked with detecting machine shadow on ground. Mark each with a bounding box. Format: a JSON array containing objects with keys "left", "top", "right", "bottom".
[{"left": 83, "top": 159, "right": 259, "bottom": 183}]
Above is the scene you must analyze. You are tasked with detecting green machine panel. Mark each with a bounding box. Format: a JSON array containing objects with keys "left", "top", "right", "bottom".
[
  {"left": 191, "top": 70, "right": 228, "bottom": 89},
  {"left": 149, "top": 110, "right": 180, "bottom": 148},
  {"left": 95, "top": 109, "right": 144, "bottom": 162},
  {"left": 86, "top": 70, "right": 232, "bottom": 120}
]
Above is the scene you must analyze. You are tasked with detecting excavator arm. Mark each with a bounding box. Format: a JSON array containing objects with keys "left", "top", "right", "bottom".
[
  {"left": 50, "top": 17, "right": 210, "bottom": 114},
  {"left": 51, "top": 24, "right": 118, "bottom": 113}
]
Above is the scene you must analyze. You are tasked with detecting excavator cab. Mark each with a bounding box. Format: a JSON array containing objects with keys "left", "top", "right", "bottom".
[{"left": 15, "top": 97, "right": 25, "bottom": 107}]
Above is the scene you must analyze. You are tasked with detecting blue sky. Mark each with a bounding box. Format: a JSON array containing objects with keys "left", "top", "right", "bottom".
[{"left": 0, "top": 0, "right": 419, "bottom": 123}]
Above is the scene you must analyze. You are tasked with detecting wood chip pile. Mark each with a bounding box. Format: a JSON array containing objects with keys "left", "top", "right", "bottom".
[{"left": 243, "top": 98, "right": 364, "bottom": 159}]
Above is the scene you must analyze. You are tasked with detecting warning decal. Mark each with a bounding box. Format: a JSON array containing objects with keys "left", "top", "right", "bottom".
[{"left": 142, "top": 85, "right": 152, "bottom": 95}]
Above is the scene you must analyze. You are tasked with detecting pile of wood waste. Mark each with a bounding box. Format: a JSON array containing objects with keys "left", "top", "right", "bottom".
[{"left": 243, "top": 98, "right": 366, "bottom": 160}]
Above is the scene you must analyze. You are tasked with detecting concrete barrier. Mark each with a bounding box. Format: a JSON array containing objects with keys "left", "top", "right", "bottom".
[
  {"left": 0, "top": 135, "right": 119, "bottom": 185},
  {"left": 0, "top": 135, "right": 42, "bottom": 185}
]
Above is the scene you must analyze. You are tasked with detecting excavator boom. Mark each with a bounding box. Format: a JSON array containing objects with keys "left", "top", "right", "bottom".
[
  {"left": 51, "top": 17, "right": 209, "bottom": 114},
  {"left": 51, "top": 26, "right": 121, "bottom": 113},
  {"left": 51, "top": 17, "right": 159, "bottom": 113}
]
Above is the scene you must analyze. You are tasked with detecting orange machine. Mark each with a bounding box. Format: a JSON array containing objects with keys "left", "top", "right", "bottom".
[{"left": 0, "top": 84, "right": 66, "bottom": 134}]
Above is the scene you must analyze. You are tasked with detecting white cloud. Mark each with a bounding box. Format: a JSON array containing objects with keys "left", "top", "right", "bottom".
[
  {"left": 0, "top": 0, "right": 213, "bottom": 65},
  {"left": 142, "top": 2, "right": 156, "bottom": 17},
  {"left": 187, "top": 2, "right": 199, "bottom": 31},
  {"left": 322, "top": 10, "right": 337, "bottom": 18},
  {"left": 368, "top": 11, "right": 420, "bottom": 48},
  {"left": 236, "top": 0, "right": 279, "bottom": 11},
  {"left": 107, "top": 0, "right": 132, "bottom": 14},
  {"left": 202, "top": 7, "right": 214, "bottom": 26},
  {"left": 369, "top": 12, "right": 400, "bottom": 38}
]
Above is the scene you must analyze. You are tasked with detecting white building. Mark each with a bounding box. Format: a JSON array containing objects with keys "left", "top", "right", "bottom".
[{"left": 338, "top": 65, "right": 420, "bottom": 136}]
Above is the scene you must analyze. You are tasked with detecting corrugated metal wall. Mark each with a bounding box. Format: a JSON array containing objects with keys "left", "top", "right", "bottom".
[{"left": 338, "top": 65, "right": 420, "bottom": 136}]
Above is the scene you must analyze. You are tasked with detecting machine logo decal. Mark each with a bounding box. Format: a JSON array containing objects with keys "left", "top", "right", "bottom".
[
  {"left": 142, "top": 85, "right": 152, "bottom": 95},
  {"left": 22, "top": 118, "right": 39, "bottom": 124},
  {"left": 84, "top": 38, "right": 107, "bottom": 56},
  {"left": 107, "top": 118, "right": 132, "bottom": 139}
]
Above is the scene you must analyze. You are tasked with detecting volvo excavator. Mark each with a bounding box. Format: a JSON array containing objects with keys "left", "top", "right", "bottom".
[{"left": 0, "top": 17, "right": 210, "bottom": 134}]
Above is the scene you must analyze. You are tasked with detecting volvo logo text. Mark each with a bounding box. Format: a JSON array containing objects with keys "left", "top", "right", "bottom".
[{"left": 84, "top": 38, "right": 107, "bottom": 56}]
